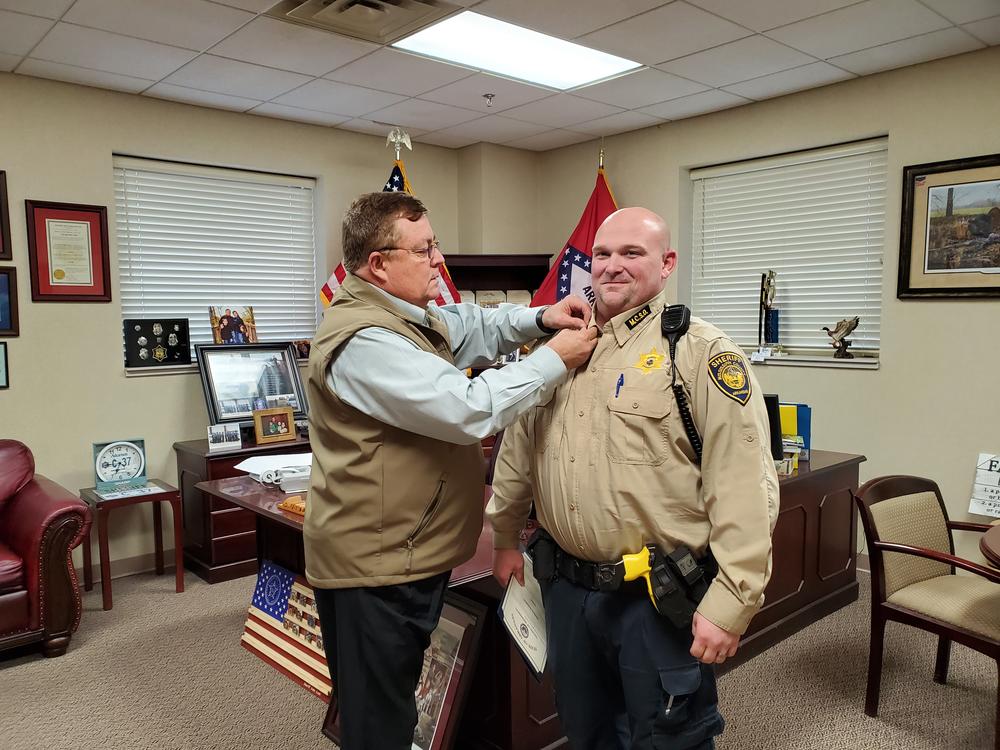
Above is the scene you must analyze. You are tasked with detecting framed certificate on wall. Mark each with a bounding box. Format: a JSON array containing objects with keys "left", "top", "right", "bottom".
[{"left": 25, "top": 199, "right": 111, "bottom": 302}]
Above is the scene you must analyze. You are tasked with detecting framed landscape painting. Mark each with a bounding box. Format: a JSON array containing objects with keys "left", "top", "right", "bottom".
[{"left": 898, "top": 153, "right": 1000, "bottom": 298}]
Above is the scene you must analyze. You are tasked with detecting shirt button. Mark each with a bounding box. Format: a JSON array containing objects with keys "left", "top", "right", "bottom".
[
  {"left": 569, "top": 504, "right": 576, "bottom": 511},
  {"left": 570, "top": 456, "right": 576, "bottom": 462},
  {"left": 577, "top": 410, "right": 584, "bottom": 417},
  {"left": 578, "top": 544, "right": 585, "bottom": 551},
  {"left": 632, "top": 402, "right": 639, "bottom": 409},
  {"left": 745, "top": 434, "right": 755, "bottom": 443},
  {"left": 590, "top": 367, "right": 597, "bottom": 373}
]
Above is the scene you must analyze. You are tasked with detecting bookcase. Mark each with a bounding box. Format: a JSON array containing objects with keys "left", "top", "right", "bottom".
[{"left": 444, "top": 253, "right": 552, "bottom": 295}]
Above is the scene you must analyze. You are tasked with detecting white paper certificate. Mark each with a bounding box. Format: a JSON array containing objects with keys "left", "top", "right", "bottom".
[
  {"left": 969, "top": 453, "right": 1000, "bottom": 518},
  {"left": 45, "top": 218, "right": 93, "bottom": 285},
  {"left": 499, "top": 552, "right": 547, "bottom": 678}
]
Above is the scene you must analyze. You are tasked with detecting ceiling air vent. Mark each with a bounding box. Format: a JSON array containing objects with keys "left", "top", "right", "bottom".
[{"left": 265, "top": 0, "right": 459, "bottom": 45}]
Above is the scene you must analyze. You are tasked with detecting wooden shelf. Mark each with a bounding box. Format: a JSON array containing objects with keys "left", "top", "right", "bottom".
[{"left": 445, "top": 253, "right": 552, "bottom": 293}]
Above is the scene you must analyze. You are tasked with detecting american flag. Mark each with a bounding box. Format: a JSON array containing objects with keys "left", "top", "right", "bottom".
[
  {"left": 319, "top": 160, "right": 461, "bottom": 307},
  {"left": 241, "top": 560, "right": 332, "bottom": 701},
  {"left": 531, "top": 168, "right": 617, "bottom": 307}
]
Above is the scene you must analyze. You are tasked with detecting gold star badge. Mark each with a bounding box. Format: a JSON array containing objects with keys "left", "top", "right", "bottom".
[{"left": 632, "top": 347, "right": 665, "bottom": 375}]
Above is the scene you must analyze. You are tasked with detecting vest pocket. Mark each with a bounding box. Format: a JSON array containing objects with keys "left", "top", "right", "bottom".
[
  {"left": 606, "top": 387, "right": 670, "bottom": 465},
  {"left": 405, "top": 478, "right": 445, "bottom": 571}
]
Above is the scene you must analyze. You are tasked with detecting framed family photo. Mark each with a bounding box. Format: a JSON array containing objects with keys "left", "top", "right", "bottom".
[
  {"left": 252, "top": 406, "right": 296, "bottom": 445},
  {"left": 0, "top": 171, "right": 11, "bottom": 261},
  {"left": 25, "top": 200, "right": 111, "bottom": 302},
  {"left": 322, "top": 592, "right": 487, "bottom": 750},
  {"left": 0, "top": 267, "right": 17, "bottom": 337},
  {"left": 898, "top": 153, "right": 1000, "bottom": 298}
]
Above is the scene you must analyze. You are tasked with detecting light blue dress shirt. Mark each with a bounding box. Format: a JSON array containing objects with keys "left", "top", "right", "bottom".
[{"left": 326, "top": 282, "right": 567, "bottom": 445}]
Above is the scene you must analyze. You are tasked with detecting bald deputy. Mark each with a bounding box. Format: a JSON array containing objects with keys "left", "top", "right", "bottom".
[{"left": 487, "top": 207, "right": 778, "bottom": 750}]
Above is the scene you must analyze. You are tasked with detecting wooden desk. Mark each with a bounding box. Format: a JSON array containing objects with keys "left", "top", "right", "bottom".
[
  {"left": 79, "top": 480, "right": 184, "bottom": 610},
  {"left": 982, "top": 523, "right": 1000, "bottom": 568}
]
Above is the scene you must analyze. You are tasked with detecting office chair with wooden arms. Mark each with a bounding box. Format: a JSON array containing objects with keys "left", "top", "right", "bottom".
[{"left": 854, "top": 475, "right": 1000, "bottom": 749}]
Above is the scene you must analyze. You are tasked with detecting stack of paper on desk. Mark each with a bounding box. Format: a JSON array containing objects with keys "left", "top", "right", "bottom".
[{"left": 235, "top": 453, "right": 312, "bottom": 486}]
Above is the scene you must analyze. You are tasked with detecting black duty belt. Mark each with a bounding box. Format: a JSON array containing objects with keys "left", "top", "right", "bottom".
[{"left": 555, "top": 550, "right": 624, "bottom": 592}]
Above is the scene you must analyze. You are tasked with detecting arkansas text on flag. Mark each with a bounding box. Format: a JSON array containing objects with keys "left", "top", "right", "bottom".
[{"left": 531, "top": 168, "right": 618, "bottom": 307}]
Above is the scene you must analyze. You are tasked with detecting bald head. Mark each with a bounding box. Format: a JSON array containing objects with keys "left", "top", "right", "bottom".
[{"left": 590, "top": 207, "right": 677, "bottom": 325}]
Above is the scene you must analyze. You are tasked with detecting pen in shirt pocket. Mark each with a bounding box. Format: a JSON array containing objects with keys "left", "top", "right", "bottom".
[{"left": 615, "top": 373, "right": 625, "bottom": 398}]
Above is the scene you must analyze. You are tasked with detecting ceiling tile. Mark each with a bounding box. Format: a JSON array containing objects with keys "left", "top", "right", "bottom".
[
  {"left": 579, "top": 2, "right": 750, "bottom": 66},
  {"left": 163, "top": 54, "right": 311, "bottom": 100},
  {"left": 828, "top": 27, "right": 985, "bottom": 75},
  {"left": 722, "top": 61, "right": 853, "bottom": 99},
  {"left": 272, "top": 79, "right": 406, "bottom": 117},
  {"left": 573, "top": 67, "right": 708, "bottom": 108},
  {"left": 569, "top": 109, "right": 666, "bottom": 135},
  {"left": 0, "top": 10, "right": 54, "bottom": 56},
  {"left": 337, "top": 119, "right": 428, "bottom": 137},
  {"left": 64, "top": 0, "right": 253, "bottom": 51},
  {"left": 502, "top": 93, "right": 623, "bottom": 128},
  {"left": 366, "top": 98, "right": 485, "bottom": 131},
  {"left": 963, "top": 15, "right": 1000, "bottom": 44},
  {"left": 250, "top": 102, "right": 350, "bottom": 126},
  {"left": 17, "top": 57, "right": 154, "bottom": 92},
  {"left": 208, "top": 0, "right": 273, "bottom": 10},
  {"left": 685, "top": 0, "right": 859, "bottom": 32},
  {"left": 659, "top": 35, "right": 816, "bottom": 87},
  {"left": 506, "top": 129, "right": 594, "bottom": 152},
  {"left": 919, "top": 0, "right": 1000, "bottom": 25},
  {"left": 420, "top": 72, "right": 555, "bottom": 113},
  {"left": 144, "top": 82, "right": 261, "bottom": 110},
  {"left": 325, "top": 48, "right": 475, "bottom": 96},
  {"left": 473, "top": 0, "right": 668, "bottom": 40},
  {"left": 765, "top": 0, "right": 952, "bottom": 59},
  {"left": 0, "top": 52, "right": 19, "bottom": 71},
  {"left": 209, "top": 16, "right": 377, "bottom": 76},
  {"left": 0, "top": 0, "right": 73, "bottom": 18},
  {"left": 425, "top": 115, "right": 549, "bottom": 145},
  {"left": 413, "top": 130, "right": 481, "bottom": 149},
  {"left": 637, "top": 89, "right": 749, "bottom": 119},
  {"left": 31, "top": 22, "right": 196, "bottom": 80}
]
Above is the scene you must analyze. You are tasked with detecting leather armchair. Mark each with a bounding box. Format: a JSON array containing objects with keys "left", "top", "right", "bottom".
[{"left": 0, "top": 440, "right": 91, "bottom": 658}]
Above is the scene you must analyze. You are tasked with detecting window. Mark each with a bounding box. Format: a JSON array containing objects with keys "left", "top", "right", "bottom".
[
  {"left": 690, "top": 139, "right": 886, "bottom": 361},
  {"left": 114, "top": 157, "right": 317, "bottom": 363}
]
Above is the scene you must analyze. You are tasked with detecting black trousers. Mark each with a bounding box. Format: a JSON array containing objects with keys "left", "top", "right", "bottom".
[
  {"left": 313, "top": 572, "right": 450, "bottom": 750},
  {"left": 541, "top": 576, "right": 724, "bottom": 750}
]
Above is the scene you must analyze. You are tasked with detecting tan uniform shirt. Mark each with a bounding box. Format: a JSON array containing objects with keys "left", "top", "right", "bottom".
[{"left": 487, "top": 289, "right": 779, "bottom": 634}]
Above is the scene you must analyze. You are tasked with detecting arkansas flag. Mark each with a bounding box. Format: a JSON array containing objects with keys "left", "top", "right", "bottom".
[
  {"left": 531, "top": 168, "right": 618, "bottom": 307},
  {"left": 319, "top": 160, "right": 461, "bottom": 307}
]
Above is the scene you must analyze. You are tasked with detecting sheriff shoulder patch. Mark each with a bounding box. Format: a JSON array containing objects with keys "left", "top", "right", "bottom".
[
  {"left": 625, "top": 305, "right": 651, "bottom": 331},
  {"left": 707, "top": 352, "right": 751, "bottom": 406}
]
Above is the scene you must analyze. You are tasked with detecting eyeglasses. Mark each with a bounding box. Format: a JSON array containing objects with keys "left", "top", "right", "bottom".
[{"left": 378, "top": 240, "right": 441, "bottom": 261}]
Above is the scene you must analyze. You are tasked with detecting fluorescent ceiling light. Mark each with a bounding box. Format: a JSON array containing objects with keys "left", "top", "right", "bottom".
[{"left": 393, "top": 12, "right": 641, "bottom": 90}]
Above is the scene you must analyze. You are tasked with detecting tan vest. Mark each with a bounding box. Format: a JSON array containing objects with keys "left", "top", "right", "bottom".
[{"left": 303, "top": 274, "right": 486, "bottom": 588}]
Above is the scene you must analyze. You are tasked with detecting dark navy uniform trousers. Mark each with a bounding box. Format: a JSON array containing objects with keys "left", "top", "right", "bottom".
[{"left": 541, "top": 575, "right": 724, "bottom": 750}]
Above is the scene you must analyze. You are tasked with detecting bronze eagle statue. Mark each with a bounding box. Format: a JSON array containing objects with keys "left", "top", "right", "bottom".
[{"left": 822, "top": 316, "right": 860, "bottom": 358}]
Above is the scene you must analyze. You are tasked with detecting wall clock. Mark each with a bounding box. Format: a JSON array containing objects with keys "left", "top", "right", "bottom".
[{"left": 93, "top": 439, "right": 146, "bottom": 492}]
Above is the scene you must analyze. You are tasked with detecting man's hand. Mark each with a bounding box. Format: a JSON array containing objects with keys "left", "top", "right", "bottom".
[
  {"left": 541, "top": 295, "right": 591, "bottom": 331},
  {"left": 493, "top": 548, "right": 525, "bottom": 587},
  {"left": 545, "top": 327, "right": 598, "bottom": 369},
  {"left": 690, "top": 612, "right": 739, "bottom": 665}
]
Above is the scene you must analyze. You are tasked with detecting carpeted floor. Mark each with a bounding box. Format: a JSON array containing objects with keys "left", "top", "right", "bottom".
[{"left": 0, "top": 570, "right": 993, "bottom": 749}]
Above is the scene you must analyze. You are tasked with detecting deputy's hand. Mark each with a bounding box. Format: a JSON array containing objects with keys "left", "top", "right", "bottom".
[
  {"left": 493, "top": 548, "right": 525, "bottom": 587},
  {"left": 690, "top": 612, "right": 739, "bottom": 665},
  {"left": 545, "top": 326, "right": 598, "bottom": 369},
  {"left": 541, "top": 295, "right": 591, "bottom": 330}
]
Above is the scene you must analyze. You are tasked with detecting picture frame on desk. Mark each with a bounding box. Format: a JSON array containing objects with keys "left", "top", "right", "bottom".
[
  {"left": 898, "top": 152, "right": 1000, "bottom": 299},
  {"left": 323, "top": 591, "right": 487, "bottom": 750},
  {"left": 25, "top": 199, "right": 111, "bottom": 302},
  {"left": 252, "top": 406, "right": 296, "bottom": 445}
]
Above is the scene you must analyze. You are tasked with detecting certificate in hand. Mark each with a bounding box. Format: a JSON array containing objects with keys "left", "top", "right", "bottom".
[{"left": 498, "top": 552, "right": 547, "bottom": 681}]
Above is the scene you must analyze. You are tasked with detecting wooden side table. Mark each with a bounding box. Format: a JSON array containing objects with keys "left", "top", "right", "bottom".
[{"left": 79, "top": 479, "right": 185, "bottom": 610}]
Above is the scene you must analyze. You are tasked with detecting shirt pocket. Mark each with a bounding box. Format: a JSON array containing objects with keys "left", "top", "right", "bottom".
[{"left": 606, "top": 386, "right": 671, "bottom": 465}]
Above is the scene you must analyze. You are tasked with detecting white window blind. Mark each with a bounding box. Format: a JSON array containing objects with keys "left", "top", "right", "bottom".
[
  {"left": 114, "top": 157, "right": 318, "bottom": 355},
  {"left": 691, "top": 139, "right": 886, "bottom": 355}
]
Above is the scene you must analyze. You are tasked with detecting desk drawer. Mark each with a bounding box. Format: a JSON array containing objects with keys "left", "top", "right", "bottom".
[
  {"left": 213, "top": 531, "right": 256, "bottom": 565},
  {"left": 211, "top": 508, "right": 256, "bottom": 537},
  {"left": 207, "top": 457, "right": 251, "bottom": 480}
]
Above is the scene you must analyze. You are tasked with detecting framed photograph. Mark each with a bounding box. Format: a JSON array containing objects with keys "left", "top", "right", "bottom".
[
  {"left": 253, "top": 406, "right": 295, "bottom": 445},
  {"left": 0, "top": 342, "right": 8, "bottom": 389},
  {"left": 123, "top": 318, "right": 191, "bottom": 367},
  {"left": 898, "top": 153, "right": 1000, "bottom": 298},
  {"left": 195, "top": 342, "right": 308, "bottom": 425},
  {"left": 0, "top": 171, "right": 11, "bottom": 261},
  {"left": 208, "top": 305, "right": 258, "bottom": 344},
  {"left": 323, "top": 591, "right": 488, "bottom": 750},
  {"left": 25, "top": 199, "right": 110, "bottom": 302},
  {"left": 0, "top": 267, "right": 17, "bottom": 337}
]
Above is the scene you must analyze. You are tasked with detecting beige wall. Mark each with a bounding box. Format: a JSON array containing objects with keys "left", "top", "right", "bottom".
[
  {"left": 457, "top": 143, "right": 538, "bottom": 254},
  {"left": 0, "top": 73, "right": 460, "bottom": 570},
  {"left": 536, "top": 46, "right": 1000, "bottom": 560}
]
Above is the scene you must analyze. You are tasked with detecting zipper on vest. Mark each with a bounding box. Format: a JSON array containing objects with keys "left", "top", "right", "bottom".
[{"left": 406, "top": 479, "right": 445, "bottom": 572}]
